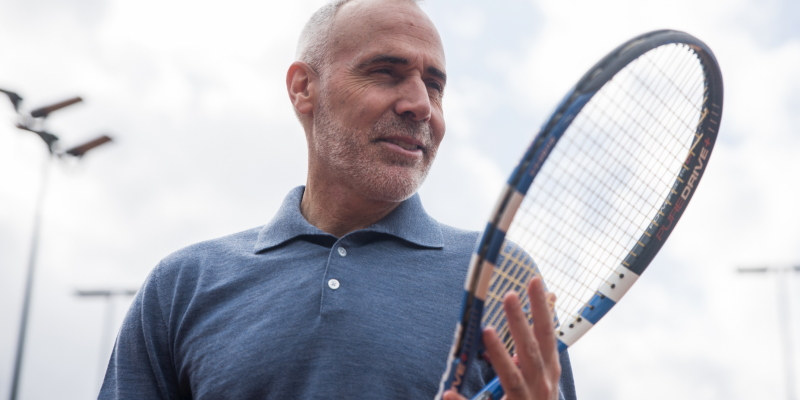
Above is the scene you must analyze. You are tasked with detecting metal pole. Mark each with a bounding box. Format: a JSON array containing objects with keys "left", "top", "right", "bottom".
[
  {"left": 738, "top": 266, "right": 799, "bottom": 400},
  {"left": 4, "top": 89, "right": 112, "bottom": 400},
  {"left": 9, "top": 155, "right": 52, "bottom": 400},
  {"left": 74, "top": 289, "right": 138, "bottom": 395},
  {"left": 97, "top": 294, "right": 115, "bottom": 392},
  {"left": 776, "top": 269, "right": 797, "bottom": 400}
]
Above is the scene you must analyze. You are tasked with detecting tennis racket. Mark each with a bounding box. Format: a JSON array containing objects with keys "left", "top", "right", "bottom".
[{"left": 435, "top": 29, "right": 723, "bottom": 400}]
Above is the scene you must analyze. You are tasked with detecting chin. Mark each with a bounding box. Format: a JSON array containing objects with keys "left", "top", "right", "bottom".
[{"left": 355, "top": 164, "right": 429, "bottom": 203}]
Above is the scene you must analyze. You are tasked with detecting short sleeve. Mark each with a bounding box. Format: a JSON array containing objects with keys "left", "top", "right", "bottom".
[
  {"left": 98, "top": 264, "right": 184, "bottom": 400},
  {"left": 558, "top": 349, "right": 577, "bottom": 400}
]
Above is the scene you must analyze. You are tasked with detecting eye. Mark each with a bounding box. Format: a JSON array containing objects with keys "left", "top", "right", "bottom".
[
  {"left": 372, "top": 68, "right": 393, "bottom": 75},
  {"left": 426, "top": 81, "right": 443, "bottom": 93}
]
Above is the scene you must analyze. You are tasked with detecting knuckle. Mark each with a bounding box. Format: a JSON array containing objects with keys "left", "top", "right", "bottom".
[
  {"left": 503, "top": 370, "right": 525, "bottom": 392},
  {"left": 523, "top": 341, "right": 540, "bottom": 359},
  {"left": 536, "top": 382, "right": 554, "bottom": 399}
]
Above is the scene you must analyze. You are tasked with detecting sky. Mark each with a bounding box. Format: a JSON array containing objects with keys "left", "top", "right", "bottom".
[{"left": 0, "top": 0, "right": 799, "bottom": 399}]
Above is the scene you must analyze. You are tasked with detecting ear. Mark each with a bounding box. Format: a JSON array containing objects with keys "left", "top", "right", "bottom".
[{"left": 286, "top": 61, "right": 318, "bottom": 116}]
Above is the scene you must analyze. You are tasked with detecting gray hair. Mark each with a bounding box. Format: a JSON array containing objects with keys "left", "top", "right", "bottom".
[{"left": 295, "top": 0, "right": 423, "bottom": 76}]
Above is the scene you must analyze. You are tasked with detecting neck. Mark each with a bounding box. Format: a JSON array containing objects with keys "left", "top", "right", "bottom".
[{"left": 300, "top": 179, "right": 402, "bottom": 238}]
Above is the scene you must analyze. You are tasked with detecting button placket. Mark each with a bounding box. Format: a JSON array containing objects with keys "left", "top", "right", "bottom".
[
  {"left": 320, "top": 239, "right": 355, "bottom": 315},
  {"left": 328, "top": 246, "right": 346, "bottom": 291}
]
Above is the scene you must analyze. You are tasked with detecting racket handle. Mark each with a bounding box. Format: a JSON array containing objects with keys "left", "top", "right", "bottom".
[{"left": 471, "top": 377, "right": 503, "bottom": 400}]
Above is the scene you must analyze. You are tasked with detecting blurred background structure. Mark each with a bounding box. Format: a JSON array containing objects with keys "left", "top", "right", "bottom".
[
  {"left": 1, "top": 89, "right": 113, "bottom": 400},
  {"left": 73, "top": 289, "right": 137, "bottom": 394},
  {"left": 0, "top": 0, "right": 799, "bottom": 399},
  {"left": 737, "top": 266, "right": 800, "bottom": 400}
]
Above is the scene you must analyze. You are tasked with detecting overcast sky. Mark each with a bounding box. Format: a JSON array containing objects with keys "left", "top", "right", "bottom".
[{"left": 1, "top": 0, "right": 799, "bottom": 399}]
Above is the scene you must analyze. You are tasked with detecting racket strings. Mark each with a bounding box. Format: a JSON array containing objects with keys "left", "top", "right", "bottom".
[
  {"left": 595, "top": 49, "right": 705, "bottom": 218},
  {"left": 502, "top": 43, "right": 706, "bottom": 331},
  {"left": 601, "top": 80, "right": 696, "bottom": 180},
  {"left": 553, "top": 61, "right": 703, "bottom": 239},
  {"left": 581, "top": 46, "right": 702, "bottom": 196},
  {"left": 483, "top": 243, "right": 538, "bottom": 352},
  {"left": 515, "top": 53, "right": 702, "bottom": 278},
  {"left": 623, "top": 46, "right": 701, "bottom": 132},
  {"left": 483, "top": 243, "right": 561, "bottom": 352},
  {"left": 536, "top": 46, "right": 704, "bottom": 288},
  {"left": 639, "top": 46, "right": 705, "bottom": 118},
  {"left": 516, "top": 99, "right": 686, "bottom": 304},
  {"left": 556, "top": 49, "right": 700, "bottom": 318},
  {"left": 604, "top": 50, "right": 705, "bottom": 181},
  {"left": 544, "top": 51, "right": 700, "bottom": 318}
]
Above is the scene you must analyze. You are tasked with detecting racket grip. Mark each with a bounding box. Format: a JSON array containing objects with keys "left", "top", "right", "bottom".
[{"left": 471, "top": 377, "right": 503, "bottom": 400}]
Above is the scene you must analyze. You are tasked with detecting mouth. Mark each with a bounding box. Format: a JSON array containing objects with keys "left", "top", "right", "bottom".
[{"left": 377, "top": 137, "right": 424, "bottom": 152}]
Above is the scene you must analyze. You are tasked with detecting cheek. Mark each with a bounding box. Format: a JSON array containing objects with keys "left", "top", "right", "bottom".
[
  {"left": 329, "top": 78, "right": 392, "bottom": 125},
  {"left": 431, "top": 110, "right": 446, "bottom": 146}
]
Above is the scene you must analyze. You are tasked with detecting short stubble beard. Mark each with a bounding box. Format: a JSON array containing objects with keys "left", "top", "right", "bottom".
[{"left": 311, "top": 88, "right": 438, "bottom": 203}]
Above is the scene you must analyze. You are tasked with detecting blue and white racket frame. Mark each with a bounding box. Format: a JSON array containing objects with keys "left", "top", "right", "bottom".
[{"left": 436, "top": 29, "right": 723, "bottom": 400}]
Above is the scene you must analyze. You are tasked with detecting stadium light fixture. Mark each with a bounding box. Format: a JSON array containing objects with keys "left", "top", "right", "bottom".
[
  {"left": 29, "top": 96, "right": 83, "bottom": 119},
  {"left": 14, "top": 123, "right": 60, "bottom": 154},
  {"left": 0, "top": 88, "right": 23, "bottom": 112},
  {"left": 65, "top": 135, "right": 113, "bottom": 157},
  {"left": 4, "top": 89, "right": 114, "bottom": 400}
]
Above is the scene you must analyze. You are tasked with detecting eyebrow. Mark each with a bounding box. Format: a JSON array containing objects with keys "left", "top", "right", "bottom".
[
  {"left": 357, "top": 54, "right": 447, "bottom": 84},
  {"left": 427, "top": 66, "right": 447, "bottom": 83}
]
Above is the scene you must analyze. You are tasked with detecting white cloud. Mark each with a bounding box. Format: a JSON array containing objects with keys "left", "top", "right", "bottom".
[{"left": 443, "top": 5, "right": 487, "bottom": 39}]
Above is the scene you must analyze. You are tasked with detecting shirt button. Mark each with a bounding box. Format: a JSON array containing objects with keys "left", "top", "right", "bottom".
[
  {"left": 328, "top": 278, "right": 340, "bottom": 290},
  {"left": 337, "top": 247, "right": 347, "bottom": 257}
]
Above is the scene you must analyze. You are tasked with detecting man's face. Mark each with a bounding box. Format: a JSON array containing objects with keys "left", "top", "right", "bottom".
[{"left": 309, "top": 0, "right": 446, "bottom": 202}]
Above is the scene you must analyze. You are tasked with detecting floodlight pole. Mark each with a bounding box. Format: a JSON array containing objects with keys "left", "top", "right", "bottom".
[
  {"left": 8, "top": 156, "right": 52, "bottom": 400},
  {"left": 4, "top": 91, "right": 113, "bottom": 400},
  {"left": 738, "top": 265, "right": 800, "bottom": 400}
]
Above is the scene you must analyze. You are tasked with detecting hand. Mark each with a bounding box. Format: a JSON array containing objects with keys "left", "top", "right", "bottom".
[{"left": 443, "top": 277, "right": 561, "bottom": 400}]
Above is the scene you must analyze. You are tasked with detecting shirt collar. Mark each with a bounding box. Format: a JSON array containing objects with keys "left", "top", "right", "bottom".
[{"left": 253, "top": 186, "right": 444, "bottom": 253}]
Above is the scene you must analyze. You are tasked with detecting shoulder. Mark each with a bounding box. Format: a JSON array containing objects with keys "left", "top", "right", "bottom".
[
  {"left": 437, "top": 221, "right": 480, "bottom": 253},
  {"left": 155, "top": 226, "right": 263, "bottom": 281}
]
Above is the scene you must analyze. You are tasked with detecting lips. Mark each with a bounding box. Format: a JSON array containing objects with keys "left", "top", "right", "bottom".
[
  {"left": 383, "top": 138, "right": 419, "bottom": 151},
  {"left": 377, "top": 136, "right": 425, "bottom": 153}
]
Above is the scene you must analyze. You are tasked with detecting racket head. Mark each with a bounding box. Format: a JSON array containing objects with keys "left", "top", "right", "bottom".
[
  {"left": 479, "top": 241, "right": 553, "bottom": 355},
  {"left": 437, "top": 29, "right": 723, "bottom": 398}
]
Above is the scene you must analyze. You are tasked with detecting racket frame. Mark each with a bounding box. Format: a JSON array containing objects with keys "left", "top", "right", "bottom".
[{"left": 437, "top": 29, "right": 723, "bottom": 399}]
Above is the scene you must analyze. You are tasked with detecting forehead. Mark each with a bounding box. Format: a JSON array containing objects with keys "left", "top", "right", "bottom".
[{"left": 329, "top": 0, "right": 445, "bottom": 68}]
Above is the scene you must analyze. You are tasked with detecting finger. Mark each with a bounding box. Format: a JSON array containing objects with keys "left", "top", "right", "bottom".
[
  {"left": 528, "top": 277, "right": 559, "bottom": 362},
  {"left": 503, "top": 290, "right": 546, "bottom": 391},
  {"left": 546, "top": 292, "right": 557, "bottom": 319},
  {"left": 442, "top": 389, "right": 467, "bottom": 400},
  {"left": 483, "top": 326, "right": 530, "bottom": 399}
]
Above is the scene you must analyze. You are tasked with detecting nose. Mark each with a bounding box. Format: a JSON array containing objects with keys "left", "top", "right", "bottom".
[{"left": 394, "top": 77, "right": 432, "bottom": 122}]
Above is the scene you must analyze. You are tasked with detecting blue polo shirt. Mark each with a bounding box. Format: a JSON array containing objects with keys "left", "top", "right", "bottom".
[{"left": 100, "top": 186, "right": 577, "bottom": 400}]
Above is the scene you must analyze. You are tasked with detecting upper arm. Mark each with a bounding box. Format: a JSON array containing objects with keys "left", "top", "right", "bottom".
[{"left": 99, "top": 265, "right": 185, "bottom": 400}]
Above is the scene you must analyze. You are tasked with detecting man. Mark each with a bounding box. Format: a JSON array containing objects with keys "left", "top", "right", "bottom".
[{"left": 100, "top": 0, "right": 577, "bottom": 399}]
